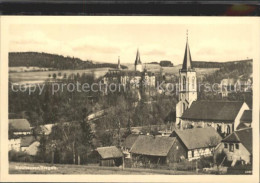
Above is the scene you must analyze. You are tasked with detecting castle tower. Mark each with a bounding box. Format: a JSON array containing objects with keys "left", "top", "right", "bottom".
[
  {"left": 118, "top": 56, "right": 121, "bottom": 70},
  {"left": 176, "top": 31, "right": 197, "bottom": 126},
  {"left": 135, "top": 49, "right": 143, "bottom": 72}
]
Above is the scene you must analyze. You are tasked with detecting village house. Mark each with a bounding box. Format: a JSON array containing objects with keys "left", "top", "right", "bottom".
[
  {"left": 130, "top": 135, "right": 177, "bottom": 165},
  {"left": 170, "top": 127, "right": 222, "bottom": 161},
  {"left": 180, "top": 101, "right": 250, "bottom": 136},
  {"left": 122, "top": 134, "right": 139, "bottom": 158},
  {"left": 235, "top": 78, "right": 252, "bottom": 92},
  {"left": 215, "top": 128, "right": 252, "bottom": 166},
  {"left": 220, "top": 78, "right": 236, "bottom": 97},
  {"left": 9, "top": 119, "right": 31, "bottom": 136},
  {"left": 96, "top": 146, "right": 124, "bottom": 167},
  {"left": 20, "top": 136, "right": 40, "bottom": 155},
  {"left": 8, "top": 138, "right": 21, "bottom": 151}
]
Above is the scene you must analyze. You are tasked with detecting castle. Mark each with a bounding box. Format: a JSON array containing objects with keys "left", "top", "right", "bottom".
[{"left": 102, "top": 49, "right": 156, "bottom": 88}]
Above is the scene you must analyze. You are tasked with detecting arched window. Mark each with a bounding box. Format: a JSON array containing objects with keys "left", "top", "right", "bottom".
[
  {"left": 192, "top": 77, "right": 195, "bottom": 89},
  {"left": 183, "top": 76, "right": 186, "bottom": 90},
  {"left": 226, "top": 125, "right": 231, "bottom": 135},
  {"left": 182, "top": 103, "right": 185, "bottom": 113}
]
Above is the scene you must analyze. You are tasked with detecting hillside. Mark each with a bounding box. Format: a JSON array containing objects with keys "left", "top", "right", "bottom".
[
  {"left": 9, "top": 52, "right": 127, "bottom": 70},
  {"left": 192, "top": 59, "right": 253, "bottom": 68}
]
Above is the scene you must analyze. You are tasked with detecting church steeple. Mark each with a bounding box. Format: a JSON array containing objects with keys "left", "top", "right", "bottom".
[
  {"left": 182, "top": 30, "right": 192, "bottom": 71},
  {"left": 135, "top": 49, "right": 142, "bottom": 65},
  {"left": 118, "top": 56, "right": 121, "bottom": 70},
  {"left": 135, "top": 48, "right": 143, "bottom": 72}
]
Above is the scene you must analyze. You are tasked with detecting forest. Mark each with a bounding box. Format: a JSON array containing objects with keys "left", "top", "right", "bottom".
[{"left": 9, "top": 52, "right": 127, "bottom": 70}]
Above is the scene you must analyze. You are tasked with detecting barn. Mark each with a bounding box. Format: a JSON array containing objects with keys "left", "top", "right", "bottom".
[
  {"left": 130, "top": 135, "right": 177, "bottom": 165},
  {"left": 96, "top": 146, "right": 123, "bottom": 167}
]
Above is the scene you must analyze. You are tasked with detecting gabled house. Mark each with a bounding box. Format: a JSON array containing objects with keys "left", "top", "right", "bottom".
[
  {"left": 180, "top": 101, "right": 249, "bottom": 136},
  {"left": 9, "top": 119, "right": 31, "bottom": 136},
  {"left": 122, "top": 134, "right": 139, "bottom": 158},
  {"left": 96, "top": 146, "right": 123, "bottom": 167},
  {"left": 170, "top": 127, "right": 222, "bottom": 161},
  {"left": 130, "top": 135, "right": 177, "bottom": 165},
  {"left": 216, "top": 128, "right": 252, "bottom": 166}
]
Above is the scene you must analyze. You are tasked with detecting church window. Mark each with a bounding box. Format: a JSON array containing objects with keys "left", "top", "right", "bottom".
[
  {"left": 226, "top": 125, "right": 231, "bottom": 135},
  {"left": 183, "top": 76, "right": 186, "bottom": 90},
  {"left": 183, "top": 103, "right": 185, "bottom": 113},
  {"left": 235, "top": 144, "right": 239, "bottom": 149},
  {"left": 192, "top": 77, "right": 195, "bottom": 89}
]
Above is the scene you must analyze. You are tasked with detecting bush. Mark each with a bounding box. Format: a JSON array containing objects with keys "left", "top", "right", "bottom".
[
  {"left": 198, "top": 156, "right": 213, "bottom": 169},
  {"left": 9, "top": 150, "right": 34, "bottom": 162}
]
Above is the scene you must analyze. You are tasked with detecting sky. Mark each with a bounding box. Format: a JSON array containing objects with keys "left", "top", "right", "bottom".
[{"left": 9, "top": 21, "right": 254, "bottom": 65}]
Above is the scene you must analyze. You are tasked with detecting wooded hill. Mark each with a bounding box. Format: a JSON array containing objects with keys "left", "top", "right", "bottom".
[
  {"left": 193, "top": 59, "right": 253, "bottom": 68},
  {"left": 9, "top": 52, "right": 127, "bottom": 70}
]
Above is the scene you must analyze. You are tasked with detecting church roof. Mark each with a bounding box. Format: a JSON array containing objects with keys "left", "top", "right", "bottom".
[
  {"left": 222, "top": 128, "right": 252, "bottom": 154},
  {"left": 181, "top": 39, "right": 193, "bottom": 71},
  {"left": 181, "top": 101, "right": 245, "bottom": 122},
  {"left": 240, "top": 110, "right": 252, "bottom": 123},
  {"left": 135, "top": 49, "right": 142, "bottom": 65}
]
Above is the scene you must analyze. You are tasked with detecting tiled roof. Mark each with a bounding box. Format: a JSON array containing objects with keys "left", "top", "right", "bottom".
[
  {"left": 21, "top": 136, "right": 36, "bottom": 147},
  {"left": 96, "top": 146, "right": 123, "bottom": 159},
  {"left": 222, "top": 128, "right": 252, "bottom": 154},
  {"left": 181, "top": 101, "right": 244, "bottom": 122},
  {"left": 240, "top": 110, "right": 252, "bottom": 123},
  {"left": 130, "top": 135, "right": 176, "bottom": 156},
  {"left": 9, "top": 119, "right": 31, "bottom": 132},
  {"left": 122, "top": 134, "right": 139, "bottom": 149},
  {"left": 171, "top": 127, "right": 222, "bottom": 150}
]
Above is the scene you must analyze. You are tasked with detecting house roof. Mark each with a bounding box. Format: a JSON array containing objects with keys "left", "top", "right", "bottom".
[
  {"left": 181, "top": 101, "right": 245, "bottom": 122},
  {"left": 171, "top": 127, "right": 222, "bottom": 150},
  {"left": 122, "top": 134, "right": 139, "bottom": 149},
  {"left": 221, "top": 78, "right": 236, "bottom": 85},
  {"left": 240, "top": 110, "right": 252, "bottom": 123},
  {"left": 130, "top": 135, "right": 176, "bottom": 156},
  {"left": 222, "top": 128, "right": 252, "bottom": 154},
  {"left": 9, "top": 119, "right": 31, "bottom": 132},
  {"left": 21, "top": 136, "right": 36, "bottom": 147},
  {"left": 96, "top": 146, "right": 123, "bottom": 159}
]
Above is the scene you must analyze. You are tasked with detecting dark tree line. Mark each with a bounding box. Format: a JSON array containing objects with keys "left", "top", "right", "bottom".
[{"left": 9, "top": 52, "right": 127, "bottom": 70}]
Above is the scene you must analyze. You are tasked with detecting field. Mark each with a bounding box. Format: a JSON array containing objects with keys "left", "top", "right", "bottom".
[
  {"left": 9, "top": 162, "right": 199, "bottom": 175},
  {"left": 9, "top": 68, "right": 110, "bottom": 84}
]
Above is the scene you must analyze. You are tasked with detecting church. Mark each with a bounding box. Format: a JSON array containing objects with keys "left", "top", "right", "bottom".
[
  {"left": 102, "top": 49, "right": 156, "bottom": 88},
  {"left": 175, "top": 34, "right": 250, "bottom": 136}
]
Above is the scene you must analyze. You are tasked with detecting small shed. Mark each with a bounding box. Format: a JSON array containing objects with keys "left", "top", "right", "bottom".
[{"left": 96, "top": 146, "right": 123, "bottom": 167}]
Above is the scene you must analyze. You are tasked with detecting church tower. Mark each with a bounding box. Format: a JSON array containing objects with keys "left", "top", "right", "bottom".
[
  {"left": 117, "top": 56, "right": 121, "bottom": 70},
  {"left": 135, "top": 49, "right": 143, "bottom": 72},
  {"left": 176, "top": 31, "right": 197, "bottom": 126}
]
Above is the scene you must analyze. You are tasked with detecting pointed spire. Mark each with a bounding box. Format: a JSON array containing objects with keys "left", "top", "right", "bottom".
[
  {"left": 118, "top": 56, "right": 121, "bottom": 69},
  {"left": 135, "top": 48, "right": 142, "bottom": 65},
  {"left": 182, "top": 30, "right": 192, "bottom": 71}
]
